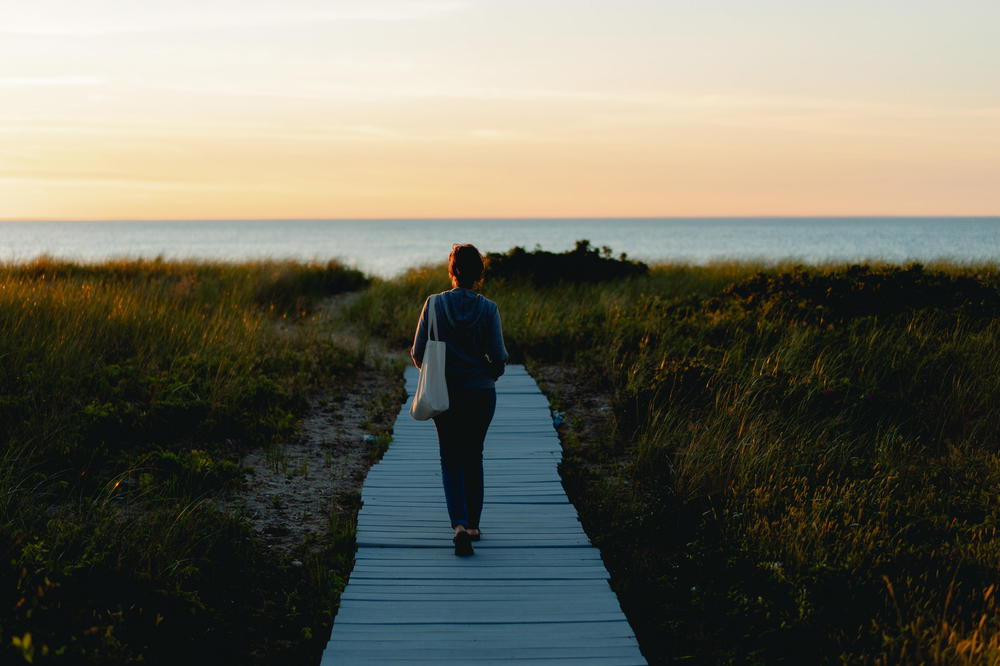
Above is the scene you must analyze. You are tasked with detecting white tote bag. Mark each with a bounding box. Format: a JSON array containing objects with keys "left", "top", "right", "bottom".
[{"left": 410, "top": 294, "right": 450, "bottom": 420}]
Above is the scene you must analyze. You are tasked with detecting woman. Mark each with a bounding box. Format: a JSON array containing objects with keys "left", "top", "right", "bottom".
[{"left": 410, "top": 244, "right": 508, "bottom": 556}]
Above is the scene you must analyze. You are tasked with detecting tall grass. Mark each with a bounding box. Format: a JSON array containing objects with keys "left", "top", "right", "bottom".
[
  {"left": 348, "top": 258, "right": 1000, "bottom": 665},
  {"left": 2, "top": 258, "right": 368, "bottom": 665}
]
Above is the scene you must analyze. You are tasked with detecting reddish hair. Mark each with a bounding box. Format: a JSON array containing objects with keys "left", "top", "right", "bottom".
[{"left": 449, "top": 244, "right": 485, "bottom": 288}]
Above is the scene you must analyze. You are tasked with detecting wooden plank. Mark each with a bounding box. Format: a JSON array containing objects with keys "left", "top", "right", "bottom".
[
  {"left": 343, "top": 581, "right": 612, "bottom": 593},
  {"left": 351, "top": 546, "right": 600, "bottom": 559},
  {"left": 340, "top": 588, "right": 614, "bottom": 601},
  {"left": 320, "top": 365, "right": 647, "bottom": 665},
  {"left": 356, "top": 519, "right": 583, "bottom": 529},
  {"left": 356, "top": 523, "right": 586, "bottom": 534},
  {"left": 323, "top": 654, "right": 645, "bottom": 666},
  {"left": 354, "top": 531, "right": 590, "bottom": 541},
  {"left": 361, "top": 498, "right": 572, "bottom": 506},
  {"left": 351, "top": 564, "right": 608, "bottom": 581},
  {"left": 333, "top": 603, "right": 626, "bottom": 624},
  {"left": 326, "top": 619, "right": 637, "bottom": 638},
  {"left": 325, "top": 646, "right": 644, "bottom": 660},
  {"left": 354, "top": 540, "right": 593, "bottom": 549}
]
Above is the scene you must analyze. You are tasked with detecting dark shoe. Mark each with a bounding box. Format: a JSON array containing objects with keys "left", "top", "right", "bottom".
[
  {"left": 468, "top": 529, "right": 481, "bottom": 542},
  {"left": 453, "top": 530, "right": 474, "bottom": 556}
]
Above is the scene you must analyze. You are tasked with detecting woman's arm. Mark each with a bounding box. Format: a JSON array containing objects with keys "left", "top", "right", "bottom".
[
  {"left": 409, "top": 297, "right": 430, "bottom": 369},
  {"left": 486, "top": 305, "right": 509, "bottom": 379}
]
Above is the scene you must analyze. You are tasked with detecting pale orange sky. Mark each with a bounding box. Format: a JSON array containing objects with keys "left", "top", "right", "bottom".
[{"left": 2, "top": 0, "right": 999, "bottom": 219}]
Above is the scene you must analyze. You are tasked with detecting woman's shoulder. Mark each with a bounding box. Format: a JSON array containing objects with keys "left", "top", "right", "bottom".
[
  {"left": 477, "top": 294, "right": 499, "bottom": 311},
  {"left": 433, "top": 289, "right": 499, "bottom": 314},
  {"left": 437, "top": 288, "right": 496, "bottom": 303}
]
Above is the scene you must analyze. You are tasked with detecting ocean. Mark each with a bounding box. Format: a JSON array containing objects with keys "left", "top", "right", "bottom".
[{"left": 2, "top": 217, "right": 998, "bottom": 278}]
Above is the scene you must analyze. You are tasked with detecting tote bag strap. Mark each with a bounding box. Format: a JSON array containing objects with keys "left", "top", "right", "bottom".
[{"left": 428, "top": 294, "right": 439, "bottom": 342}]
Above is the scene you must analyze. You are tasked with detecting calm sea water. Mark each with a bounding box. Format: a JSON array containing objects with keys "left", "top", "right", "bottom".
[{"left": 2, "top": 218, "right": 998, "bottom": 278}]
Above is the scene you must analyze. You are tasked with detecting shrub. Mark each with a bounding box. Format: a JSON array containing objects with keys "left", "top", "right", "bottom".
[
  {"left": 723, "top": 263, "right": 1000, "bottom": 326},
  {"left": 485, "top": 239, "right": 648, "bottom": 286}
]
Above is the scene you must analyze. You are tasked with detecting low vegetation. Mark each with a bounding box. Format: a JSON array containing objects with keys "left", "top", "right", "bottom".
[
  {"left": 347, "top": 244, "right": 1000, "bottom": 665},
  {"left": 2, "top": 258, "right": 373, "bottom": 665},
  {"left": 485, "top": 239, "right": 648, "bottom": 286},
  {"left": 7, "top": 245, "right": 998, "bottom": 664}
]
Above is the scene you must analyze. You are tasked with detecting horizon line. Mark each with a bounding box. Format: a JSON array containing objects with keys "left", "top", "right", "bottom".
[{"left": 3, "top": 215, "right": 1000, "bottom": 223}]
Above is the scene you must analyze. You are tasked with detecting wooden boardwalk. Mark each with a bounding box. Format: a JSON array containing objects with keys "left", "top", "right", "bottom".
[{"left": 320, "top": 365, "right": 646, "bottom": 665}]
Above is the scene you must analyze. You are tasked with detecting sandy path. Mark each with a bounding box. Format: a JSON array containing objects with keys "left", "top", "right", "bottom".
[{"left": 225, "top": 294, "right": 406, "bottom": 558}]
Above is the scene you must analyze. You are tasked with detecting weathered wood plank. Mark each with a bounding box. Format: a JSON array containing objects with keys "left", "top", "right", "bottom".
[
  {"left": 320, "top": 365, "right": 646, "bottom": 665},
  {"left": 348, "top": 567, "right": 609, "bottom": 581},
  {"left": 321, "top": 647, "right": 646, "bottom": 666},
  {"left": 352, "top": 546, "right": 601, "bottom": 559},
  {"left": 326, "top": 646, "right": 644, "bottom": 660},
  {"left": 327, "top": 619, "right": 637, "bottom": 638}
]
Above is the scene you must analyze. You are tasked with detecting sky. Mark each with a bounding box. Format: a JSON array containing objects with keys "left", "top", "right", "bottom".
[{"left": 2, "top": 0, "right": 999, "bottom": 219}]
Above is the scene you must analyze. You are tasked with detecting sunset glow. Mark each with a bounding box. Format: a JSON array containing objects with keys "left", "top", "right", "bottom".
[{"left": 2, "top": 0, "right": 999, "bottom": 219}]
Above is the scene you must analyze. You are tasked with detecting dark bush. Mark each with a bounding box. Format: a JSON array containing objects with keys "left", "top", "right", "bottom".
[
  {"left": 723, "top": 263, "right": 1000, "bottom": 325},
  {"left": 485, "top": 239, "right": 647, "bottom": 286}
]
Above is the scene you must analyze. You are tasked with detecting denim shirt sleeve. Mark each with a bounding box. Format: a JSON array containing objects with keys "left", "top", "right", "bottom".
[
  {"left": 486, "top": 304, "right": 509, "bottom": 379},
  {"left": 410, "top": 296, "right": 430, "bottom": 368}
]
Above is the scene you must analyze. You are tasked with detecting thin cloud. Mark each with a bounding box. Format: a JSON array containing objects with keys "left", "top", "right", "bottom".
[
  {"left": 0, "top": 175, "right": 291, "bottom": 193},
  {"left": 0, "top": 2, "right": 473, "bottom": 36},
  {"left": 0, "top": 76, "right": 103, "bottom": 87}
]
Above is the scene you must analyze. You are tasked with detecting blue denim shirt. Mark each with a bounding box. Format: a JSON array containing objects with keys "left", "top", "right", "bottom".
[{"left": 410, "top": 288, "right": 508, "bottom": 389}]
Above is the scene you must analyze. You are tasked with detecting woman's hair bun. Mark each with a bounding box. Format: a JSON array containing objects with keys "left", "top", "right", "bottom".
[{"left": 449, "top": 244, "right": 484, "bottom": 287}]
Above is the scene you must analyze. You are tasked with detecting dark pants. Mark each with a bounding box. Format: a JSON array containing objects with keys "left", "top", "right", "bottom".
[{"left": 432, "top": 386, "right": 497, "bottom": 529}]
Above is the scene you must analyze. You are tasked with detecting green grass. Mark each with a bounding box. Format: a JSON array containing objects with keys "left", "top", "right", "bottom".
[
  {"left": 8, "top": 252, "right": 999, "bottom": 664},
  {"left": 347, "top": 257, "right": 1000, "bottom": 665},
  {"left": 2, "top": 257, "right": 369, "bottom": 665}
]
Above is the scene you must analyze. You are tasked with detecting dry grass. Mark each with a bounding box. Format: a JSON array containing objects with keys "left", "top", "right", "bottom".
[
  {"left": 2, "top": 258, "right": 370, "bottom": 665},
  {"left": 349, "top": 256, "right": 1000, "bottom": 665}
]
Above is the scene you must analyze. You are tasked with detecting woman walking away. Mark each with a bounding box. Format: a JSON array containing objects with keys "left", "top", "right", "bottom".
[{"left": 410, "top": 244, "right": 508, "bottom": 556}]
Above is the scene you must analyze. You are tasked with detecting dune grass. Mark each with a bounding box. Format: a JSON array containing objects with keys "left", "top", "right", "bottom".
[
  {"left": 347, "top": 256, "right": 1000, "bottom": 665},
  {"left": 7, "top": 251, "right": 998, "bottom": 664},
  {"left": 2, "top": 257, "right": 370, "bottom": 665}
]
